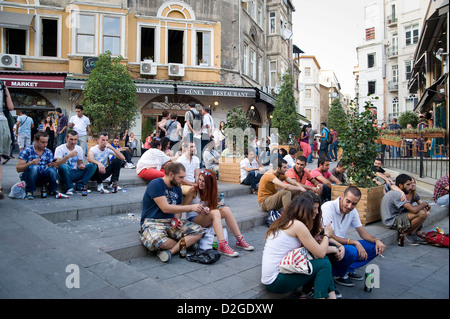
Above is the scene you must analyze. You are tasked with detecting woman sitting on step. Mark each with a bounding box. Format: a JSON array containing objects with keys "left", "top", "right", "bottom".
[{"left": 184, "top": 168, "right": 254, "bottom": 257}]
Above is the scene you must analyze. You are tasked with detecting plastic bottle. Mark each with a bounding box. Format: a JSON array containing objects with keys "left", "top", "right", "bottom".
[
  {"left": 212, "top": 234, "right": 219, "bottom": 250},
  {"left": 179, "top": 233, "right": 187, "bottom": 258},
  {"left": 218, "top": 193, "right": 225, "bottom": 206}
]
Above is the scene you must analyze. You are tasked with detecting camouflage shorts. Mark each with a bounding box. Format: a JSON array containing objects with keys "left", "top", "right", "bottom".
[{"left": 139, "top": 218, "right": 205, "bottom": 252}]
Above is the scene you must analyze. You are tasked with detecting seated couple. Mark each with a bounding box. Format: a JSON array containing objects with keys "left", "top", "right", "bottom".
[{"left": 139, "top": 163, "right": 254, "bottom": 262}]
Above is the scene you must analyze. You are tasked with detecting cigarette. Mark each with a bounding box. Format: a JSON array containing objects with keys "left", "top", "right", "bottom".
[{"left": 379, "top": 254, "right": 385, "bottom": 258}]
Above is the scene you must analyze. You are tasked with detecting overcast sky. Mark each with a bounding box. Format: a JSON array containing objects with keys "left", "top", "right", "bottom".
[{"left": 292, "top": 0, "right": 364, "bottom": 97}]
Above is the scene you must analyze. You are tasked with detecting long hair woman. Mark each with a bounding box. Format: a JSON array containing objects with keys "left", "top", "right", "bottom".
[
  {"left": 184, "top": 169, "right": 254, "bottom": 257},
  {"left": 299, "top": 124, "right": 311, "bottom": 160},
  {"left": 261, "top": 192, "right": 337, "bottom": 299}
]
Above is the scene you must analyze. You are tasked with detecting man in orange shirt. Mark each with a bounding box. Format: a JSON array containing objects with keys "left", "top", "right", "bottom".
[
  {"left": 285, "top": 156, "right": 323, "bottom": 197},
  {"left": 258, "top": 158, "right": 306, "bottom": 212}
]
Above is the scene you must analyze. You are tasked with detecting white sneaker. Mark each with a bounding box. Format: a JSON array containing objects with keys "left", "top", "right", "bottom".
[
  {"left": 97, "top": 183, "right": 111, "bottom": 194},
  {"left": 108, "top": 183, "right": 122, "bottom": 191},
  {"left": 66, "top": 188, "right": 74, "bottom": 195},
  {"left": 125, "top": 162, "right": 135, "bottom": 169}
]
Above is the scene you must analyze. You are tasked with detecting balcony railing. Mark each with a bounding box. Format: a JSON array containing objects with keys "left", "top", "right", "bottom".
[
  {"left": 387, "top": 15, "right": 398, "bottom": 26},
  {"left": 388, "top": 80, "right": 399, "bottom": 91},
  {"left": 387, "top": 46, "right": 398, "bottom": 57}
]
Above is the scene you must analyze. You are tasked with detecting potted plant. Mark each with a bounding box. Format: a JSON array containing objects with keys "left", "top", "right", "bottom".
[
  {"left": 199, "top": 58, "right": 208, "bottom": 66},
  {"left": 379, "top": 134, "right": 402, "bottom": 147},
  {"left": 331, "top": 98, "right": 384, "bottom": 225},
  {"left": 421, "top": 127, "right": 446, "bottom": 138}
]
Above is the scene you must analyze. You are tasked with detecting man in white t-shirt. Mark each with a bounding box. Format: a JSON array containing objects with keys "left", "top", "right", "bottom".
[
  {"left": 54, "top": 130, "right": 97, "bottom": 195},
  {"left": 321, "top": 186, "right": 386, "bottom": 288},
  {"left": 87, "top": 132, "right": 125, "bottom": 193},
  {"left": 69, "top": 105, "right": 92, "bottom": 156},
  {"left": 200, "top": 106, "right": 214, "bottom": 168},
  {"left": 283, "top": 147, "right": 297, "bottom": 170},
  {"left": 240, "top": 149, "right": 264, "bottom": 194},
  {"left": 176, "top": 140, "right": 200, "bottom": 195}
]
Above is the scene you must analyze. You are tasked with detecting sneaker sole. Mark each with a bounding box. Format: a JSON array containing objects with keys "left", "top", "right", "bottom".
[
  {"left": 334, "top": 279, "right": 354, "bottom": 287},
  {"left": 156, "top": 250, "right": 171, "bottom": 262},
  {"left": 236, "top": 245, "right": 254, "bottom": 251},
  {"left": 219, "top": 250, "right": 239, "bottom": 257}
]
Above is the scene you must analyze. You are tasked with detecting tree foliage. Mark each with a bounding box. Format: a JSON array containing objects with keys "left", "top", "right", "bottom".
[
  {"left": 398, "top": 110, "right": 418, "bottom": 129},
  {"left": 83, "top": 51, "right": 138, "bottom": 137},
  {"left": 328, "top": 98, "right": 348, "bottom": 134},
  {"left": 271, "top": 72, "right": 301, "bottom": 144},
  {"left": 339, "top": 98, "right": 380, "bottom": 188}
]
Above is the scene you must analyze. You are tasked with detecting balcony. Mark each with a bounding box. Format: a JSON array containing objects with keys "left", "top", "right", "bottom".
[
  {"left": 387, "top": 15, "right": 398, "bottom": 27},
  {"left": 388, "top": 81, "right": 398, "bottom": 91},
  {"left": 387, "top": 46, "right": 398, "bottom": 58}
]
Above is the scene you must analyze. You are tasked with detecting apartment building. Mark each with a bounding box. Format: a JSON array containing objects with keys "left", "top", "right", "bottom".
[
  {"left": 356, "top": 0, "right": 428, "bottom": 124},
  {"left": 0, "top": 0, "right": 297, "bottom": 141}
]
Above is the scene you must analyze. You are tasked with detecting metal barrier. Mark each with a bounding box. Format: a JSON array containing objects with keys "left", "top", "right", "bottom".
[{"left": 381, "top": 139, "right": 449, "bottom": 180}]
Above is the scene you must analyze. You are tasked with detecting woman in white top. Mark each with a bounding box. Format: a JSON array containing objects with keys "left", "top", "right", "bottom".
[
  {"left": 261, "top": 191, "right": 337, "bottom": 299},
  {"left": 184, "top": 168, "right": 254, "bottom": 257},
  {"left": 136, "top": 139, "right": 180, "bottom": 181}
]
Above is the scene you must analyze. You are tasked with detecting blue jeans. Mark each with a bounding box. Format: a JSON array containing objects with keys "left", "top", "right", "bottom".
[
  {"left": 58, "top": 163, "right": 97, "bottom": 191},
  {"left": 329, "top": 141, "right": 338, "bottom": 161},
  {"left": 21, "top": 165, "right": 58, "bottom": 193},
  {"left": 330, "top": 240, "right": 378, "bottom": 277},
  {"left": 320, "top": 141, "right": 329, "bottom": 159}
]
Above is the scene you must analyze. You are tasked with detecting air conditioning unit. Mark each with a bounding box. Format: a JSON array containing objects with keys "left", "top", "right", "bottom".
[
  {"left": 0, "top": 54, "right": 22, "bottom": 69},
  {"left": 168, "top": 63, "right": 185, "bottom": 77},
  {"left": 140, "top": 61, "right": 157, "bottom": 76}
]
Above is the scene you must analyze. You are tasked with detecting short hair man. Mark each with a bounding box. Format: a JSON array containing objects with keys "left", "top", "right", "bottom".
[
  {"left": 306, "top": 156, "right": 341, "bottom": 203},
  {"left": 433, "top": 174, "right": 449, "bottom": 207},
  {"left": 139, "top": 162, "right": 205, "bottom": 262},
  {"left": 285, "top": 155, "right": 323, "bottom": 197},
  {"left": 322, "top": 186, "right": 386, "bottom": 287},
  {"left": 55, "top": 107, "right": 68, "bottom": 147},
  {"left": 381, "top": 173, "right": 430, "bottom": 245},
  {"left": 330, "top": 161, "right": 347, "bottom": 184},
  {"left": 240, "top": 148, "right": 264, "bottom": 194},
  {"left": 258, "top": 158, "right": 306, "bottom": 212},
  {"left": 111, "top": 137, "right": 135, "bottom": 169},
  {"left": 88, "top": 132, "right": 125, "bottom": 193},
  {"left": 176, "top": 139, "right": 200, "bottom": 195},
  {"left": 16, "top": 132, "right": 58, "bottom": 199},
  {"left": 15, "top": 110, "right": 34, "bottom": 151},
  {"left": 372, "top": 158, "right": 393, "bottom": 191},
  {"left": 54, "top": 130, "right": 97, "bottom": 195},
  {"left": 283, "top": 147, "right": 297, "bottom": 169},
  {"left": 69, "top": 105, "right": 92, "bottom": 156}
]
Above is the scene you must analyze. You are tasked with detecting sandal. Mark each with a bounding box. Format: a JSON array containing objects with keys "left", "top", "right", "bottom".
[{"left": 0, "top": 187, "right": 4, "bottom": 199}]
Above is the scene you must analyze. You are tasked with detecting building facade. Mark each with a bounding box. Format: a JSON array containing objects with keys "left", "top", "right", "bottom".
[{"left": 0, "top": 0, "right": 298, "bottom": 144}]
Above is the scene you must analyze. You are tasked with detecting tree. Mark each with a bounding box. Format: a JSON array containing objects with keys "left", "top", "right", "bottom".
[
  {"left": 327, "top": 98, "right": 348, "bottom": 135},
  {"left": 339, "top": 98, "right": 380, "bottom": 188},
  {"left": 83, "top": 51, "right": 138, "bottom": 138},
  {"left": 271, "top": 72, "right": 301, "bottom": 144},
  {"left": 223, "top": 105, "right": 252, "bottom": 157},
  {"left": 398, "top": 110, "right": 418, "bottom": 129}
]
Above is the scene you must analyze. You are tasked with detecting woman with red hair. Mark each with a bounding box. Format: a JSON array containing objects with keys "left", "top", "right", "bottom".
[{"left": 184, "top": 169, "right": 254, "bottom": 257}]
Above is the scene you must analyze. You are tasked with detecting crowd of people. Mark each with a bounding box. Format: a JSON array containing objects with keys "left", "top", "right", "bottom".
[{"left": 1, "top": 92, "right": 448, "bottom": 300}]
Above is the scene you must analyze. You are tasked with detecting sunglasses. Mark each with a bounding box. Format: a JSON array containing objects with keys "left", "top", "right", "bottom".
[{"left": 200, "top": 169, "right": 211, "bottom": 176}]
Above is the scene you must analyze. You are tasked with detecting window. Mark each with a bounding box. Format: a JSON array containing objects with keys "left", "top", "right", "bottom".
[
  {"left": 305, "top": 109, "right": 312, "bottom": 120},
  {"left": 251, "top": 49, "right": 256, "bottom": 79},
  {"left": 168, "top": 29, "right": 184, "bottom": 64},
  {"left": 368, "top": 53, "right": 376, "bottom": 68},
  {"left": 140, "top": 27, "right": 155, "bottom": 61},
  {"left": 258, "top": 55, "right": 262, "bottom": 83},
  {"left": 405, "top": 60, "right": 412, "bottom": 80},
  {"left": 405, "top": 24, "right": 419, "bottom": 46},
  {"left": 368, "top": 81, "right": 376, "bottom": 95},
  {"left": 5, "top": 28, "right": 26, "bottom": 55},
  {"left": 392, "top": 97, "right": 399, "bottom": 116},
  {"left": 76, "top": 14, "right": 95, "bottom": 54},
  {"left": 269, "top": 12, "right": 276, "bottom": 34},
  {"left": 304, "top": 67, "right": 311, "bottom": 77},
  {"left": 366, "top": 27, "right": 375, "bottom": 40},
  {"left": 243, "top": 44, "right": 249, "bottom": 75},
  {"left": 305, "top": 89, "right": 312, "bottom": 99},
  {"left": 392, "top": 65, "right": 398, "bottom": 82},
  {"left": 41, "top": 18, "right": 58, "bottom": 57},
  {"left": 269, "top": 60, "right": 277, "bottom": 87},
  {"left": 257, "top": 4, "right": 263, "bottom": 27},
  {"left": 197, "top": 31, "right": 210, "bottom": 65},
  {"left": 103, "top": 16, "right": 121, "bottom": 55}
]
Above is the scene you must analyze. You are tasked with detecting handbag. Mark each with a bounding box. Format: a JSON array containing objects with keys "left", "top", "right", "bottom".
[
  {"left": 424, "top": 231, "right": 449, "bottom": 248},
  {"left": 278, "top": 246, "right": 314, "bottom": 275},
  {"left": 265, "top": 209, "right": 282, "bottom": 227}
]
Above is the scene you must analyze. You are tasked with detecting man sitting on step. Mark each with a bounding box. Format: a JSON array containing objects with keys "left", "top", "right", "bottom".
[{"left": 139, "top": 162, "right": 205, "bottom": 263}]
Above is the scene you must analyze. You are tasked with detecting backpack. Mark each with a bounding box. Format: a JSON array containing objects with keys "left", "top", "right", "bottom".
[
  {"left": 325, "top": 128, "right": 332, "bottom": 144},
  {"left": 189, "top": 109, "right": 203, "bottom": 130}
]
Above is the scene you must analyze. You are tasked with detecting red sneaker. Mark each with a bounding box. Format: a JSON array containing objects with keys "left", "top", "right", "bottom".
[
  {"left": 218, "top": 242, "right": 239, "bottom": 257},
  {"left": 236, "top": 236, "right": 254, "bottom": 251}
]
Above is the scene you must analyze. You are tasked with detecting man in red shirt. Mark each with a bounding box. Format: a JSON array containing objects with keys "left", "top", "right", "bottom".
[
  {"left": 285, "top": 156, "right": 323, "bottom": 197},
  {"left": 306, "top": 156, "right": 342, "bottom": 203}
]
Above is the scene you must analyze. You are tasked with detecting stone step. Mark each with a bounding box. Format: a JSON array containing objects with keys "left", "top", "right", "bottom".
[{"left": 56, "top": 193, "right": 265, "bottom": 261}]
